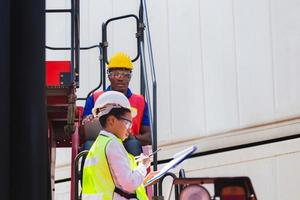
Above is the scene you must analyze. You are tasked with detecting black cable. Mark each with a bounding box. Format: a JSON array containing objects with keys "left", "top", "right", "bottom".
[
  {"left": 55, "top": 178, "right": 71, "bottom": 184},
  {"left": 77, "top": 98, "right": 87, "bottom": 101},
  {"left": 157, "top": 133, "right": 300, "bottom": 165}
]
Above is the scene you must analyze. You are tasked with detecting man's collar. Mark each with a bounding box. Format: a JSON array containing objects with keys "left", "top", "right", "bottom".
[{"left": 106, "top": 85, "right": 132, "bottom": 98}]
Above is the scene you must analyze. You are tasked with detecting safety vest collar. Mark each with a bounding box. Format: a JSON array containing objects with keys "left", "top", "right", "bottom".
[{"left": 99, "top": 130, "right": 123, "bottom": 143}]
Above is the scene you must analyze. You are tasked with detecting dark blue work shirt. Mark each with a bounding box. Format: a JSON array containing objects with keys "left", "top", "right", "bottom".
[{"left": 82, "top": 86, "right": 150, "bottom": 126}]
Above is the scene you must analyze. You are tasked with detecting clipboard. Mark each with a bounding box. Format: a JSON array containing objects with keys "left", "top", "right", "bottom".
[{"left": 145, "top": 145, "right": 197, "bottom": 187}]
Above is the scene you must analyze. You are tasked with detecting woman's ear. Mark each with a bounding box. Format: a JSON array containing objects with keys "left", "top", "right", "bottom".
[{"left": 106, "top": 115, "right": 115, "bottom": 127}]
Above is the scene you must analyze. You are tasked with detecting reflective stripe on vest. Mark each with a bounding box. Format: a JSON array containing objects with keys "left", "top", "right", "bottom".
[
  {"left": 82, "top": 134, "right": 148, "bottom": 200},
  {"left": 93, "top": 91, "right": 145, "bottom": 136},
  {"left": 82, "top": 193, "right": 103, "bottom": 200}
]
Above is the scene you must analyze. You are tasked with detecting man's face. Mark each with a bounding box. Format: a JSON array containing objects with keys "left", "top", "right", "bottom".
[{"left": 108, "top": 68, "right": 132, "bottom": 94}]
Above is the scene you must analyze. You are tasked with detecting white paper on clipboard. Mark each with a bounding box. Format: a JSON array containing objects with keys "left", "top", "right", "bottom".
[{"left": 144, "top": 145, "right": 197, "bottom": 187}]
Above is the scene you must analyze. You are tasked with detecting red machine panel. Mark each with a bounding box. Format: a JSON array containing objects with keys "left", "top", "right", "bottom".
[{"left": 46, "top": 61, "right": 71, "bottom": 87}]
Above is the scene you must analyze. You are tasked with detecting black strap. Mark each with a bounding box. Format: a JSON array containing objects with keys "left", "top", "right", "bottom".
[{"left": 114, "top": 187, "right": 137, "bottom": 199}]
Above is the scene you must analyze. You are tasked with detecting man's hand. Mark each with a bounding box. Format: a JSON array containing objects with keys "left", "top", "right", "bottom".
[
  {"left": 82, "top": 114, "right": 94, "bottom": 125},
  {"left": 137, "top": 125, "right": 152, "bottom": 145}
]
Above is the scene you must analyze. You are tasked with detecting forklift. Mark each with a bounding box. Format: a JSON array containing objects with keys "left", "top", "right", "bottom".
[
  {"left": 45, "top": 0, "right": 157, "bottom": 199},
  {"left": 45, "top": 0, "right": 257, "bottom": 199}
]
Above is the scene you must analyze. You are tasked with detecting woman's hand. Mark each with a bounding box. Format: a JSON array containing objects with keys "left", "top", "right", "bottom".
[
  {"left": 136, "top": 153, "right": 151, "bottom": 168},
  {"left": 143, "top": 171, "right": 160, "bottom": 185}
]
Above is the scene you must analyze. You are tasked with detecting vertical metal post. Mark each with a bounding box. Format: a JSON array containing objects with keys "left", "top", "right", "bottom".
[
  {"left": 139, "top": 41, "right": 158, "bottom": 197},
  {"left": 141, "top": 0, "right": 158, "bottom": 196},
  {"left": 139, "top": 1, "right": 145, "bottom": 95},
  {"left": 74, "top": 0, "right": 80, "bottom": 87},
  {"left": 101, "top": 23, "right": 107, "bottom": 89},
  {"left": 49, "top": 122, "right": 56, "bottom": 200},
  {"left": 152, "top": 85, "right": 158, "bottom": 197},
  {"left": 140, "top": 60, "right": 145, "bottom": 95},
  {"left": 8, "top": 0, "right": 50, "bottom": 199},
  {"left": 102, "top": 56, "right": 106, "bottom": 90},
  {"left": 71, "top": 122, "right": 80, "bottom": 200},
  {"left": 0, "top": 0, "right": 10, "bottom": 199},
  {"left": 70, "top": 0, "right": 75, "bottom": 83}
]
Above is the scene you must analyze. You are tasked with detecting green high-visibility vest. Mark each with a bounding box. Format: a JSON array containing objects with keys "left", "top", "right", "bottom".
[{"left": 82, "top": 134, "right": 148, "bottom": 200}]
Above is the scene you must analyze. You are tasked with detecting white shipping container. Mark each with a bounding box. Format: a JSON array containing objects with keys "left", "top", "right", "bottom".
[{"left": 47, "top": 0, "right": 300, "bottom": 199}]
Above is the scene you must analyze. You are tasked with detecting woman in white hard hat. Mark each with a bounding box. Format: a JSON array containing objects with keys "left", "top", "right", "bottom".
[{"left": 82, "top": 91, "right": 155, "bottom": 200}]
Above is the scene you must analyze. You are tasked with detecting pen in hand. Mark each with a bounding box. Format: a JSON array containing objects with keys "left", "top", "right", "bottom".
[{"left": 135, "top": 148, "right": 161, "bottom": 161}]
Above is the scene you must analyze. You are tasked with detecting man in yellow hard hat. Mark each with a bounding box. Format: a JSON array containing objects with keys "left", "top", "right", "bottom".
[
  {"left": 82, "top": 91, "right": 155, "bottom": 200},
  {"left": 82, "top": 52, "right": 151, "bottom": 156}
]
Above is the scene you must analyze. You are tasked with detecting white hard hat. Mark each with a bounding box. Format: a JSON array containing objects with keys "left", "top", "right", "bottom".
[{"left": 92, "top": 91, "right": 131, "bottom": 118}]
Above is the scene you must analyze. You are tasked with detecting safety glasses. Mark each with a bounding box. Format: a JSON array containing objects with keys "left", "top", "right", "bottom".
[
  {"left": 108, "top": 71, "right": 132, "bottom": 79},
  {"left": 118, "top": 116, "right": 132, "bottom": 129}
]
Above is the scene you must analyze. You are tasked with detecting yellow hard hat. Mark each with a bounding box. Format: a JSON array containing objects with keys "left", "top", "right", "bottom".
[{"left": 107, "top": 52, "right": 133, "bottom": 70}]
